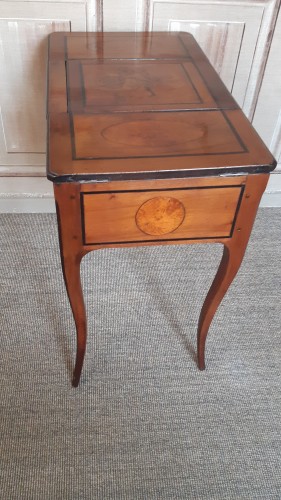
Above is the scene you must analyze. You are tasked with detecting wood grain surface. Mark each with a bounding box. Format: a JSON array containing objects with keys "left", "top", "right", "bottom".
[
  {"left": 72, "top": 110, "right": 245, "bottom": 160},
  {"left": 135, "top": 197, "right": 185, "bottom": 236},
  {"left": 47, "top": 32, "right": 276, "bottom": 181},
  {"left": 82, "top": 186, "right": 242, "bottom": 244}
]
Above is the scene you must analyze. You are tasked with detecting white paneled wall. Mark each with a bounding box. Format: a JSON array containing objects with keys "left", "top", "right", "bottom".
[
  {"left": 253, "top": 5, "right": 281, "bottom": 171},
  {"left": 0, "top": 1, "right": 86, "bottom": 177},
  {"left": 0, "top": 0, "right": 280, "bottom": 211}
]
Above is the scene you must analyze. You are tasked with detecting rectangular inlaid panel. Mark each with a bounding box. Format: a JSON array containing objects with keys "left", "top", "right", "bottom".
[
  {"left": 82, "top": 186, "right": 243, "bottom": 245},
  {"left": 72, "top": 110, "right": 245, "bottom": 160},
  {"left": 66, "top": 60, "right": 217, "bottom": 112},
  {"left": 82, "top": 62, "right": 200, "bottom": 106}
]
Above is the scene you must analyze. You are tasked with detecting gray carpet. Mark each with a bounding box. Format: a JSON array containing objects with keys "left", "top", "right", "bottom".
[{"left": 0, "top": 209, "right": 281, "bottom": 500}]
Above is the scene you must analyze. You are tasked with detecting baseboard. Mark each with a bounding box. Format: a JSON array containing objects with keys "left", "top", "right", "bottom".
[
  {"left": 0, "top": 172, "right": 280, "bottom": 213},
  {"left": 260, "top": 192, "right": 281, "bottom": 207},
  {"left": 260, "top": 168, "right": 281, "bottom": 207},
  {"left": 0, "top": 177, "right": 55, "bottom": 213},
  {"left": 0, "top": 197, "right": 56, "bottom": 213}
]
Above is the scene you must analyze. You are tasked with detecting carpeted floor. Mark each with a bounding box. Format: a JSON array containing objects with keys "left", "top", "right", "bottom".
[{"left": 0, "top": 209, "right": 280, "bottom": 499}]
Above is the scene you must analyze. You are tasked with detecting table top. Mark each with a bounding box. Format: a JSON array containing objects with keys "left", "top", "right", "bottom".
[{"left": 47, "top": 32, "right": 276, "bottom": 182}]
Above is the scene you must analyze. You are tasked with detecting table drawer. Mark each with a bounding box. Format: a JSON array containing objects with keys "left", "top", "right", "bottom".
[{"left": 81, "top": 186, "right": 243, "bottom": 245}]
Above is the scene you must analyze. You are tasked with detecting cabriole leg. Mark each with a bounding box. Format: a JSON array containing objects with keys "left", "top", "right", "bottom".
[
  {"left": 197, "top": 173, "right": 269, "bottom": 369},
  {"left": 54, "top": 183, "right": 87, "bottom": 387},
  {"left": 60, "top": 252, "right": 87, "bottom": 387}
]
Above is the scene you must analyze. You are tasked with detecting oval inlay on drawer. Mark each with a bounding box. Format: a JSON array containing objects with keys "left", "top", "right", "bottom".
[{"left": 135, "top": 197, "right": 185, "bottom": 235}]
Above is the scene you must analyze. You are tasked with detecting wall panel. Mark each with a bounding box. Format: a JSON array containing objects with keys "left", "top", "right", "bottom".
[{"left": 0, "top": 1, "right": 86, "bottom": 174}]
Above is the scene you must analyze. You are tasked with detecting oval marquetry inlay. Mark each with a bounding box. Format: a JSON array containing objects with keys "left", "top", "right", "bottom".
[
  {"left": 135, "top": 197, "right": 185, "bottom": 236},
  {"left": 102, "top": 119, "right": 206, "bottom": 149}
]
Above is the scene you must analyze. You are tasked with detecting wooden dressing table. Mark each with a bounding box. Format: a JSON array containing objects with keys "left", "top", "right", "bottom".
[{"left": 47, "top": 32, "right": 276, "bottom": 387}]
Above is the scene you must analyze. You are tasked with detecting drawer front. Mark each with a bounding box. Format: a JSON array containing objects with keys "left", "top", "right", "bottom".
[{"left": 81, "top": 186, "right": 243, "bottom": 245}]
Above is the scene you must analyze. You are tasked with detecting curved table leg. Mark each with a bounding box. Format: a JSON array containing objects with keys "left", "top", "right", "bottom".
[
  {"left": 61, "top": 253, "right": 87, "bottom": 387},
  {"left": 54, "top": 183, "right": 88, "bottom": 387},
  {"left": 197, "top": 173, "right": 269, "bottom": 370},
  {"left": 197, "top": 242, "right": 244, "bottom": 369}
]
